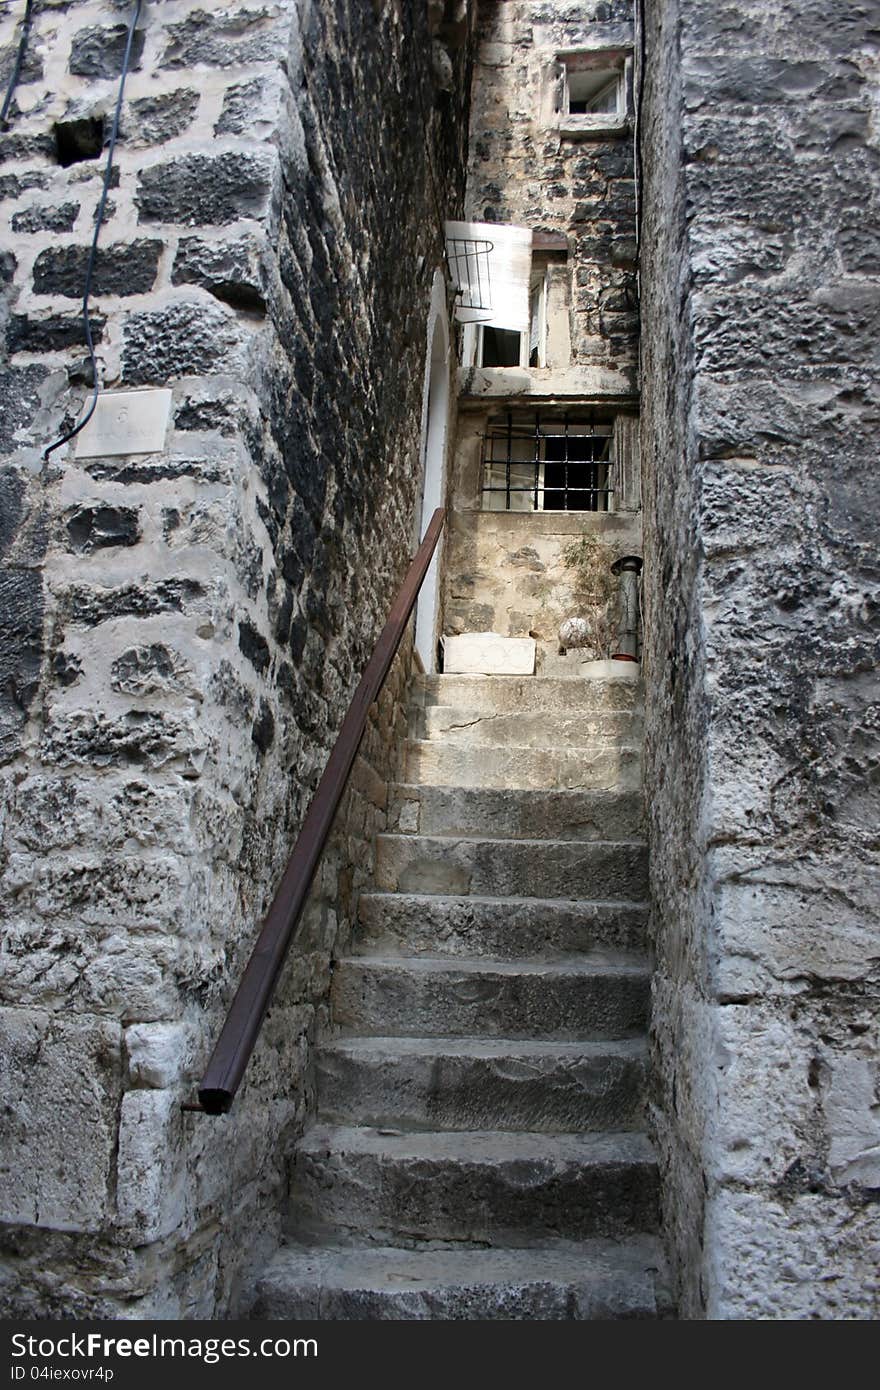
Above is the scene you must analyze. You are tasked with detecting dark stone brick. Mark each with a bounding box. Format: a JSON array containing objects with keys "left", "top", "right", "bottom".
[
  {"left": 69, "top": 25, "right": 145, "bottom": 79},
  {"left": 251, "top": 698, "right": 275, "bottom": 753},
  {"left": 65, "top": 506, "right": 141, "bottom": 554},
  {"left": 122, "top": 301, "right": 246, "bottom": 386},
  {"left": 7, "top": 315, "right": 103, "bottom": 355},
  {"left": 0, "top": 365, "right": 49, "bottom": 455},
  {"left": 126, "top": 91, "right": 200, "bottom": 146},
  {"left": 32, "top": 242, "right": 161, "bottom": 299},
  {"left": 11, "top": 203, "right": 80, "bottom": 235},
  {"left": 110, "top": 644, "right": 176, "bottom": 695},
  {"left": 135, "top": 153, "right": 274, "bottom": 227},
  {"left": 0, "top": 467, "right": 25, "bottom": 558},
  {"left": 173, "top": 399, "right": 239, "bottom": 435},
  {"left": 0, "top": 171, "right": 49, "bottom": 201},
  {"left": 160, "top": 8, "right": 281, "bottom": 69},
  {"left": 83, "top": 456, "right": 227, "bottom": 485},
  {"left": 238, "top": 619, "right": 270, "bottom": 674},
  {"left": 52, "top": 651, "right": 83, "bottom": 687},
  {"left": 0, "top": 132, "right": 55, "bottom": 166},
  {"left": 171, "top": 238, "right": 267, "bottom": 315},
  {"left": 0, "top": 568, "right": 43, "bottom": 763},
  {"left": 0, "top": 31, "right": 43, "bottom": 91},
  {"left": 66, "top": 579, "right": 204, "bottom": 626},
  {"left": 215, "top": 79, "right": 268, "bottom": 136}
]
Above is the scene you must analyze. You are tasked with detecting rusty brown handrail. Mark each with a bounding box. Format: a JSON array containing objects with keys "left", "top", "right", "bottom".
[{"left": 194, "top": 507, "right": 446, "bottom": 1115}]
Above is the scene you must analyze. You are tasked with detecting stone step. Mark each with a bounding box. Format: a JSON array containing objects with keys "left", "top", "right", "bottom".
[
  {"left": 252, "top": 1235, "right": 665, "bottom": 1320},
  {"left": 404, "top": 739, "right": 642, "bottom": 790},
  {"left": 388, "top": 784, "right": 644, "bottom": 840},
  {"left": 416, "top": 673, "right": 643, "bottom": 714},
  {"left": 289, "top": 1125, "right": 659, "bottom": 1245},
  {"left": 373, "top": 833, "right": 648, "bottom": 899},
  {"left": 357, "top": 892, "right": 649, "bottom": 957},
  {"left": 412, "top": 705, "right": 642, "bottom": 748},
  {"left": 331, "top": 953, "right": 649, "bottom": 1040},
  {"left": 316, "top": 1036, "right": 647, "bottom": 1133}
]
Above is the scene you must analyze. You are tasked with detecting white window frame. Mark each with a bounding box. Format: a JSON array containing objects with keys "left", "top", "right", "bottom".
[
  {"left": 463, "top": 264, "right": 550, "bottom": 369},
  {"left": 555, "top": 48, "right": 632, "bottom": 139}
]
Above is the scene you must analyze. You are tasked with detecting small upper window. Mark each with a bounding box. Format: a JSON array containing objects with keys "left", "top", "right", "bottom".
[
  {"left": 556, "top": 50, "right": 630, "bottom": 136},
  {"left": 566, "top": 69, "right": 622, "bottom": 116}
]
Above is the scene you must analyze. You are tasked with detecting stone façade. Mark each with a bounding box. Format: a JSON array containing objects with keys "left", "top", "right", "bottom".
[
  {"left": 0, "top": 0, "right": 472, "bottom": 1317},
  {"left": 0, "top": 0, "right": 877, "bottom": 1324},
  {"left": 640, "top": 0, "right": 880, "bottom": 1318}
]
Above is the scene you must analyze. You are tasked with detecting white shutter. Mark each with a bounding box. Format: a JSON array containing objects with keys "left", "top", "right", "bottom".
[{"left": 444, "top": 220, "right": 532, "bottom": 331}]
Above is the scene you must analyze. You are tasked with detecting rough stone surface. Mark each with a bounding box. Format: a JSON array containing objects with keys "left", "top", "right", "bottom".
[
  {"left": 135, "top": 153, "right": 276, "bottom": 227},
  {"left": 69, "top": 25, "right": 146, "bottom": 79},
  {"left": 32, "top": 243, "right": 162, "bottom": 299},
  {"left": 465, "top": 1, "right": 639, "bottom": 383},
  {"left": 254, "top": 1238, "right": 664, "bottom": 1320},
  {"left": 442, "top": 503, "right": 641, "bottom": 671},
  {"left": 0, "top": 0, "right": 471, "bottom": 1319},
  {"left": 11, "top": 203, "right": 80, "bottom": 235},
  {"left": 640, "top": 0, "right": 880, "bottom": 1319}
]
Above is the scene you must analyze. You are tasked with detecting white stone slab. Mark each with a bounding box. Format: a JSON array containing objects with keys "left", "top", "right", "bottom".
[
  {"left": 75, "top": 389, "right": 173, "bottom": 459},
  {"left": 442, "top": 633, "right": 535, "bottom": 676}
]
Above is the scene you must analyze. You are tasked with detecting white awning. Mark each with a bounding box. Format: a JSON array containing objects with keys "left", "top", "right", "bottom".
[{"left": 444, "top": 220, "right": 532, "bottom": 331}]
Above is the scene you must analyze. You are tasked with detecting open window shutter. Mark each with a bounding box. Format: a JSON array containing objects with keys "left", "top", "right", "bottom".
[{"left": 445, "top": 220, "right": 532, "bottom": 331}]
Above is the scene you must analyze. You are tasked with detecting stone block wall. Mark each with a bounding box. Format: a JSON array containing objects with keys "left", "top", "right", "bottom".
[
  {"left": 466, "top": 0, "right": 639, "bottom": 387},
  {"left": 640, "top": 0, "right": 880, "bottom": 1317},
  {"left": 0, "top": 0, "right": 471, "bottom": 1317}
]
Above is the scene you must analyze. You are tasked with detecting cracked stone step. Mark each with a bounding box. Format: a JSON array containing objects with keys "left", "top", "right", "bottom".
[
  {"left": 316, "top": 1036, "right": 647, "bottom": 1133},
  {"left": 412, "top": 706, "right": 642, "bottom": 748},
  {"left": 331, "top": 953, "right": 649, "bottom": 1039},
  {"left": 404, "top": 739, "right": 642, "bottom": 790},
  {"left": 388, "top": 784, "right": 645, "bottom": 840},
  {"left": 415, "top": 674, "right": 643, "bottom": 715},
  {"left": 356, "top": 892, "right": 649, "bottom": 957},
  {"left": 374, "top": 833, "right": 648, "bottom": 899},
  {"left": 252, "top": 1235, "right": 666, "bottom": 1319},
  {"left": 289, "top": 1125, "right": 659, "bottom": 1245}
]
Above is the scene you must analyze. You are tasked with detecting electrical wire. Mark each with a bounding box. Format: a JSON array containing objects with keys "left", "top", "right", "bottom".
[
  {"left": 43, "top": 0, "right": 143, "bottom": 462},
  {"left": 0, "top": 0, "right": 35, "bottom": 128},
  {"left": 633, "top": 0, "right": 647, "bottom": 283}
]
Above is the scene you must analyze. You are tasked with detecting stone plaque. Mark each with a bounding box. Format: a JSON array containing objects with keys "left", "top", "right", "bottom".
[
  {"left": 75, "top": 389, "right": 173, "bottom": 459},
  {"left": 442, "top": 633, "right": 536, "bottom": 675}
]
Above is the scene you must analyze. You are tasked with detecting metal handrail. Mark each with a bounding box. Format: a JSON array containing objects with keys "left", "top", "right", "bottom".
[{"left": 192, "top": 508, "right": 447, "bottom": 1115}]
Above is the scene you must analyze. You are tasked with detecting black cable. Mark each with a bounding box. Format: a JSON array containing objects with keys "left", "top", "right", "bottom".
[
  {"left": 633, "top": 0, "right": 647, "bottom": 265},
  {"left": 43, "top": 0, "right": 143, "bottom": 462},
  {"left": 0, "top": 0, "right": 35, "bottom": 129}
]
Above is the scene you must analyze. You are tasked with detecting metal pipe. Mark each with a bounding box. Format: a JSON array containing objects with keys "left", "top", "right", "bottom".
[{"left": 610, "top": 554, "right": 643, "bottom": 661}]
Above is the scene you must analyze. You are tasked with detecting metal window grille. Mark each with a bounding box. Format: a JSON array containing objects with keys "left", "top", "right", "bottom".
[
  {"left": 445, "top": 235, "right": 494, "bottom": 318},
  {"left": 480, "top": 411, "right": 614, "bottom": 512}
]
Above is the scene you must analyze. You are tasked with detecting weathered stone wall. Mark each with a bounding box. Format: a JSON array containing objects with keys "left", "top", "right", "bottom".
[
  {"left": 466, "top": 0, "right": 639, "bottom": 389},
  {"left": 640, "top": 0, "right": 880, "bottom": 1317},
  {"left": 443, "top": 401, "right": 642, "bottom": 669},
  {"left": 0, "top": 0, "right": 471, "bottom": 1317}
]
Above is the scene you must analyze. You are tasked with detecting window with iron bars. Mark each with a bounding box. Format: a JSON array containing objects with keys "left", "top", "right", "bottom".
[{"left": 481, "top": 411, "right": 614, "bottom": 512}]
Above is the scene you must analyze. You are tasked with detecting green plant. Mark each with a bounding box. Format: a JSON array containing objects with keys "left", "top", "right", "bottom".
[{"left": 560, "top": 529, "right": 619, "bottom": 655}]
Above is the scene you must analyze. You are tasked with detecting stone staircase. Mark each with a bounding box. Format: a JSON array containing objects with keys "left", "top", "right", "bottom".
[{"left": 253, "top": 671, "right": 667, "bottom": 1319}]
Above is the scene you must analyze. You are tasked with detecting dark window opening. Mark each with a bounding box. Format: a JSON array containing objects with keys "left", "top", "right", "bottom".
[
  {"left": 480, "top": 327, "right": 522, "bottom": 367},
  {"left": 54, "top": 117, "right": 105, "bottom": 167},
  {"left": 543, "top": 432, "right": 610, "bottom": 511},
  {"left": 481, "top": 411, "right": 614, "bottom": 513}
]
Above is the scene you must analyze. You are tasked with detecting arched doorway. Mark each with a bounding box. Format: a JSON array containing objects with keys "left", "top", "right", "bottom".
[{"left": 414, "top": 273, "right": 451, "bottom": 673}]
